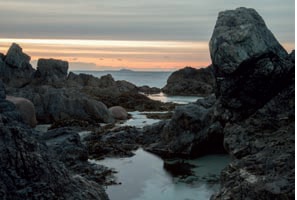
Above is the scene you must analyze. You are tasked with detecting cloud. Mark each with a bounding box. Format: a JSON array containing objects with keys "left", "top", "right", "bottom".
[{"left": 0, "top": 0, "right": 294, "bottom": 44}]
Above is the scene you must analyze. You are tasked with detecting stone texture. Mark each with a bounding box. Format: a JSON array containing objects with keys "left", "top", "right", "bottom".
[{"left": 162, "top": 66, "right": 215, "bottom": 96}]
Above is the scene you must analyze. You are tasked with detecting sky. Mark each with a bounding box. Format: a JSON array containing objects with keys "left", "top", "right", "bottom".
[{"left": 0, "top": 0, "right": 295, "bottom": 71}]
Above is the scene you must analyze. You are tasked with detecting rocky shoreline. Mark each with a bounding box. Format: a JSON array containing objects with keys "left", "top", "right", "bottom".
[{"left": 0, "top": 7, "right": 294, "bottom": 200}]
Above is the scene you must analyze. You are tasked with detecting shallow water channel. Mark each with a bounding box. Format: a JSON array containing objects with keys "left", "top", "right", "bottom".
[{"left": 90, "top": 149, "right": 230, "bottom": 200}]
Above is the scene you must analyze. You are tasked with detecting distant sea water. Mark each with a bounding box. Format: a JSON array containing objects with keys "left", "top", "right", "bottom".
[
  {"left": 72, "top": 70, "right": 172, "bottom": 88},
  {"left": 72, "top": 70, "right": 203, "bottom": 104}
]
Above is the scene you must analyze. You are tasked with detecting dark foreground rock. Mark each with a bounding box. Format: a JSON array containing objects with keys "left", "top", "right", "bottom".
[
  {"left": 0, "top": 81, "right": 108, "bottom": 200},
  {"left": 162, "top": 66, "right": 215, "bottom": 96}
]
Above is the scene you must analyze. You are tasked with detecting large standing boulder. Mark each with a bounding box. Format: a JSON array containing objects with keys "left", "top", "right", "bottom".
[
  {"left": 36, "top": 58, "right": 68, "bottom": 82},
  {"left": 6, "top": 95, "right": 37, "bottom": 128},
  {"left": 162, "top": 66, "right": 215, "bottom": 96},
  {"left": 209, "top": 7, "right": 293, "bottom": 118}
]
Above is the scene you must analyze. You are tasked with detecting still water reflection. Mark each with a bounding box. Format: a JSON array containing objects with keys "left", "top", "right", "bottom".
[{"left": 90, "top": 149, "right": 230, "bottom": 200}]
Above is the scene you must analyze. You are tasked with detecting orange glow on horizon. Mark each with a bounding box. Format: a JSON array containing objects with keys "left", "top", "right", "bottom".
[
  {"left": 0, "top": 38, "right": 211, "bottom": 70},
  {"left": 0, "top": 38, "right": 294, "bottom": 71}
]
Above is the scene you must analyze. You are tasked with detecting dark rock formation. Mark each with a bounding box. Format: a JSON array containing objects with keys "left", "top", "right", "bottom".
[
  {"left": 162, "top": 66, "right": 215, "bottom": 96},
  {"left": 0, "top": 80, "right": 108, "bottom": 200},
  {"left": 35, "top": 58, "right": 68, "bottom": 82},
  {"left": 209, "top": 7, "right": 294, "bottom": 199},
  {"left": 209, "top": 7, "right": 292, "bottom": 118}
]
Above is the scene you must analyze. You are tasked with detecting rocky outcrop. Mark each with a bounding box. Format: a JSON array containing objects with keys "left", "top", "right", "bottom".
[
  {"left": 162, "top": 66, "right": 215, "bottom": 96},
  {"left": 6, "top": 95, "right": 37, "bottom": 127},
  {"left": 209, "top": 7, "right": 295, "bottom": 199},
  {"left": 209, "top": 7, "right": 292, "bottom": 118},
  {"left": 35, "top": 58, "right": 68, "bottom": 82},
  {"left": 0, "top": 80, "right": 108, "bottom": 200}
]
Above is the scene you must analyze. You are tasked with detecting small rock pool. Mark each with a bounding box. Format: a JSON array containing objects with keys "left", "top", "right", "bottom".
[{"left": 89, "top": 148, "right": 230, "bottom": 200}]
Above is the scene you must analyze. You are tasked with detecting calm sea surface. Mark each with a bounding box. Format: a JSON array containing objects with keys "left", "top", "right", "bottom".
[
  {"left": 72, "top": 70, "right": 172, "bottom": 88},
  {"left": 72, "top": 70, "right": 204, "bottom": 104}
]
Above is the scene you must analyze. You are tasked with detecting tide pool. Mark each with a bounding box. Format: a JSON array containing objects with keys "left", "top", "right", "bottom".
[{"left": 90, "top": 149, "right": 230, "bottom": 200}]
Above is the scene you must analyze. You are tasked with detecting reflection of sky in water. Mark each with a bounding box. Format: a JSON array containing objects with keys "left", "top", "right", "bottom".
[
  {"left": 120, "top": 111, "right": 163, "bottom": 128},
  {"left": 147, "top": 92, "right": 203, "bottom": 104},
  {"left": 90, "top": 149, "right": 230, "bottom": 200}
]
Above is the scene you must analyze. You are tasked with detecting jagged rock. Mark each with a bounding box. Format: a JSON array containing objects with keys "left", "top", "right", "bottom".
[
  {"left": 209, "top": 7, "right": 293, "bottom": 118},
  {"left": 109, "top": 106, "right": 128, "bottom": 120},
  {"left": 36, "top": 58, "right": 68, "bottom": 82},
  {"left": 4, "top": 43, "right": 31, "bottom": 69},
  {"left": 162, "top": 66, "right": 215, "bottom": 96},
  {"left": 6, "top": 95, "right": 37, "bottom": 127}
]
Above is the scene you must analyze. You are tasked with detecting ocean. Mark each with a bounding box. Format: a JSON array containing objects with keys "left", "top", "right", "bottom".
[
  {"left": 72, "top": 70, "right": 172, "bottom": 88},
  {"left": 72, "top": 70, "right": 204, "bottom": 104}
]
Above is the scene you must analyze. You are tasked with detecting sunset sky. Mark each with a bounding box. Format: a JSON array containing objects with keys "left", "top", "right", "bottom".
[{"left": 0, "top": 0, "right": 294, "bottom": 71}]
